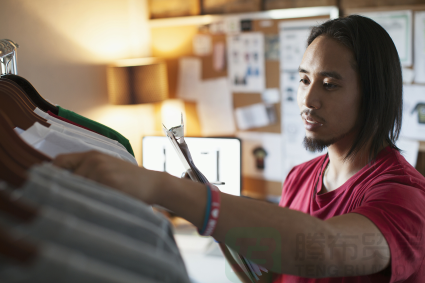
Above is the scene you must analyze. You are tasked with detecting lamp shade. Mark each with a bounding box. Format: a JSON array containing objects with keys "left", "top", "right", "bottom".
[{"left": 107, "top": 58, "right": 168, "bottom": 105}]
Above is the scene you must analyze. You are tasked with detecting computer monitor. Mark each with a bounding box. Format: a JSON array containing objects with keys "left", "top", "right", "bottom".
[{"left": 142, "top": 136, "right": 241, "bottom": 196}]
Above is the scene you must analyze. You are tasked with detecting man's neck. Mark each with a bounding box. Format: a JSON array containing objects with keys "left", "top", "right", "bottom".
[
  {"left": 321, "top": 148, "right": 367, "bottom": 194},
  {"left": 321, "top": 137, "right": 385, "bottom": 194}
]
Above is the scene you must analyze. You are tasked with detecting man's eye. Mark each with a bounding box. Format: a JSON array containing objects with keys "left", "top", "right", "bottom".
[
  {"left": 324, "top": 83, "right": 337, "bottom": 89},
  {"left": 300, "top": 79, "right": 309, "bottom": 84}
]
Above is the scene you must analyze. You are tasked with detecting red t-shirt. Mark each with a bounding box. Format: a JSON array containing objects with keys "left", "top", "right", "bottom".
[{"left": 274, "top": 147, "right": 425, "bottom": 283}]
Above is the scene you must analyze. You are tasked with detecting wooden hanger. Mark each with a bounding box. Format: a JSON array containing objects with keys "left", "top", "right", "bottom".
[
  {"left": 0, "top": 108, "right": 51, "bottom": 167},
  {"left": 0, "top": 146, "right": 27, "bottom": 188},
  {"left": 1, "top": 74, "right": 58, "bottom": 115},
  {"left": 0, "top": 111, "right": 31, "bottom": 187},
  {"left": 0, "top": 224, "right": 39, "bottom": 264},
  {"left": 0, "top": 80, "right": 50, "bottom": 129},
  {"left": 0, "top": 79, "right": 38, "bottom": 110}
]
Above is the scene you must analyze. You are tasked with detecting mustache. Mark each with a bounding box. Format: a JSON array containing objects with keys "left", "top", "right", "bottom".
[{"left": 300, "top": 109, "right": 325, "bottom": 123}]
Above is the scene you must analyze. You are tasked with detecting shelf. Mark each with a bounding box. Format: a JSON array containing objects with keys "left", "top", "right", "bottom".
[{"left": 149, "top": 6, "right": 339, "bottom": 28}]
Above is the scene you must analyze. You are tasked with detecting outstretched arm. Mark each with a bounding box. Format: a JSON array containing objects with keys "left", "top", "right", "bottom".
[{"left": 54, "top": 151, "right": 390, "bottom": 278}]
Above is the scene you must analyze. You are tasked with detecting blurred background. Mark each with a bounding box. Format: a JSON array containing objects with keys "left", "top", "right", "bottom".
[{"left": 2, "top": 0, "right": 425, "bottom": 282}]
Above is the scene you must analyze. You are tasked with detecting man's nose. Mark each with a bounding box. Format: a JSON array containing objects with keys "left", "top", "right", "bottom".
[{"left": 302, "top": 82, "right": 322, "bottom": 110}]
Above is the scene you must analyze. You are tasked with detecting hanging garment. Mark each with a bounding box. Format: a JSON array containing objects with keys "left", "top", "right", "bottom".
[
  {"left": 57, "top": 106, "right": 134, "bottom": 156},
  {"left": 45, "top": 122, "right": 136, "bottom": 164},
  {"left": 9, "top": 173, "right": 179, "bottom": 256},
  {"left": 1, "top": 74, "right": 59, "bottom": 115},
  {"left": 31, "top": 163, "right": 167, "bottom": 228},
  {"left": 15, "top": 122, "right": 122, "bottom": 160},
  {"left": 16, "top": 122, "right": 137, "bottom": 165},
  {"left": 0, "top": 205, "right": 189, "bottom": 282},
  {"left": 34, "top": 108, "right": 127, "bottom": 151},
  {"left": 0, "top": 238, "right": 156, "bottom": 283}
]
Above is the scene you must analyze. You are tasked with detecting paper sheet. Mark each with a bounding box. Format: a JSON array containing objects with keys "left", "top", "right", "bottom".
[
  {"left": 227, "top": 32, "right": 265, "bottom": 92},
  {"left": 237, "top": 132, "right": 283, "bottom": 182},
  {"left": 193, "top": 34, "right": 212, "bottom": 56},
  {"left": 279, "top": 20, "right": 323, "bottom": 71},
  {"left": 235, "top": 103, "right": 271, "bottom": 130},
  {"left": 197, "top": 78, "right": 236, "bottom": 136},
  {"left": 361, "top": 10, "right": 412, "bottom": 67},
  {"left": 400, "top": 84, "right": 425, "bottom": 141},
  {"left": 213, "top": 42, "right": 225, "bottom": 71},
  {"left": 176, "top": 57, "right": 202, "bottom": 101},
  {"left": 177, "top": 57, "right": 236, "bottom": 136},
  {"left": 415, "top": 11, "right": 425, "bottom": 83},
  {"left": 265, "top": 35, "right": 280, "bottom": 61},
  {"left": 262, "top": 88, "right": 280, "bottom": 104}
]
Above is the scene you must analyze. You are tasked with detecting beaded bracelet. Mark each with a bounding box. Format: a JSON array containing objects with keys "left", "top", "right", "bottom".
[{"left": 198, "top": 184, "right": 221, "bottom": 236}]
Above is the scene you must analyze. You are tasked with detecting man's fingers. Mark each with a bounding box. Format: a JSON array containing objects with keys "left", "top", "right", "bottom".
[
  {"left": 53, "top": 152, "right": 89, "bottom": 171},
  {"left": 73, "top": 152, "right": 109, "bottom": 179},
  {"left": 53, "top": 151, "right": 104, "bottom": 173}
]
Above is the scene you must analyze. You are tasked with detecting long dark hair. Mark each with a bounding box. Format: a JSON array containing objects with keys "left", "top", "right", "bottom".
[{"left": 307, "top": 15, "right": 403, "bottom": 162}]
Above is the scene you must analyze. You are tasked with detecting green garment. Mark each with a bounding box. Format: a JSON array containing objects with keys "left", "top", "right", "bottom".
[{"left": 57, "top": 106, "right": 135, "bottom": 157}]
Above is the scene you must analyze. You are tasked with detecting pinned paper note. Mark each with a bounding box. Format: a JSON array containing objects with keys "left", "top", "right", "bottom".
[
  {"left": 224, "top": 18, "right": 240, "bottom": 34},
  {"left": 227, "top": 32, "right": 265, "bottom": 92},
  {"left": 213, "top": 42, "right": 225, "bottom": 71},
  {"left": 265, "top": 35, "right": 280, "bottom": 61},
  {"left": 177, "top": 58, "right": 236, "bottom": 136},
  {"left": 400, "top": 85, "right": 425, "bottom": 141},
  {"left": 361, "top": 10, "right": 412, "bottom": 67},
  {"left": 193, "top": 34, "right": 212, "bottom": 56},
  {"left": 197, "top": 78, "right": 236, "bottom": 136},
  {"left": 235, "top": 103, "right": 276, "bottom": 130},
  {"left": 177, "top": 57, "right": 202, "bottom": 101},
  {"left": 262, "top": 88, "right": 280, "bottom": 104},
  {"left": 279, "top": 20, "right": 319, "bottom": 71},
  {"left": 414, "top": 11, "right": 425, "bottom": 83}
]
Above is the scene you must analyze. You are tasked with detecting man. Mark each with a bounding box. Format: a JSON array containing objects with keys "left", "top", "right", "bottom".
[{"left": 54, "top": 15, "right": 425, "bottom": 282}]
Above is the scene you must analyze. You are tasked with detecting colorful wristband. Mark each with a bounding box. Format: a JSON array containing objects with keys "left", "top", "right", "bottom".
[
  {"left": 198, "top": 185, "right": 212, "bottom": 235},
  {"left": 199, "top": 184, "right": 221, "bottom": 236}
]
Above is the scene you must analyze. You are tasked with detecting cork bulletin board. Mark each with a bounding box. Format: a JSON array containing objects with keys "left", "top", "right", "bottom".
[
  {"left": 149, "top": 10, "right": 336, "bottom": 198},
  {"left": 151, "top": 15, "right": 330, "bottom": 134}
]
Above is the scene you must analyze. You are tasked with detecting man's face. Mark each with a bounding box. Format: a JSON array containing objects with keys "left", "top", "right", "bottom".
[{"left": 297, "top": 35, "right": 362, "bottom": 152}]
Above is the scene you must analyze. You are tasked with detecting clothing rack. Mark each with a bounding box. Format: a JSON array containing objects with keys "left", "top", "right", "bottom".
[{"left": 0, "top": 42, "right": 190, "bottom": 282}]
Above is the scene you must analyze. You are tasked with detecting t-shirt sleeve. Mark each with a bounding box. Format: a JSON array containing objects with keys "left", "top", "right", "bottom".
[{"left": 352, "top": 183, "right": 425, "bottom": 282}]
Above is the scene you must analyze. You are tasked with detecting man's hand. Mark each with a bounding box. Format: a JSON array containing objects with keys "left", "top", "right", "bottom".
[{"left": 53, "top": 151, "right": 166, "bottom": 204}]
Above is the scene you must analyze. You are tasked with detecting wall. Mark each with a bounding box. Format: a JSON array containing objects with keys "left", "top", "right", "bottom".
[{"left": 0, "top": 0, "right": 154, "bottom": 163}]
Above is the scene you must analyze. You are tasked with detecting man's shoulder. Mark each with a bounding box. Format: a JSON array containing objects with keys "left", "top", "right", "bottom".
[{"left": 363, "top": 147, "right": 425, "bottom": 191}]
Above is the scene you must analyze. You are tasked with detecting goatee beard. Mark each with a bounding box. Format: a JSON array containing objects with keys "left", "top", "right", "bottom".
[{"left": 303, "top": 135, "right": 344, "bottom": 152}]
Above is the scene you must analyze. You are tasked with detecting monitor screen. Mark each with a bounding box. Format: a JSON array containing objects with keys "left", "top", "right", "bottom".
[{"left": 142, "top": 136, "right": 241, "bottom": 196}]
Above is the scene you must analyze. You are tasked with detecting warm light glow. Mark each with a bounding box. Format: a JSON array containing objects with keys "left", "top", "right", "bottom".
[
  {"left": 20, "top": 0, "right": 151, "bottom": 62},
  {"left": 113, "top": 57, "right": 161, "bottom": 67},
  {"left": 161, "top": 99, "right": 186, "bottom": 131},
  {"left": 151, "top": 26, "right": 198, "bottom": 56},
  {"left": 83, "top": 104, "right": 155, "bottom": 164}
]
